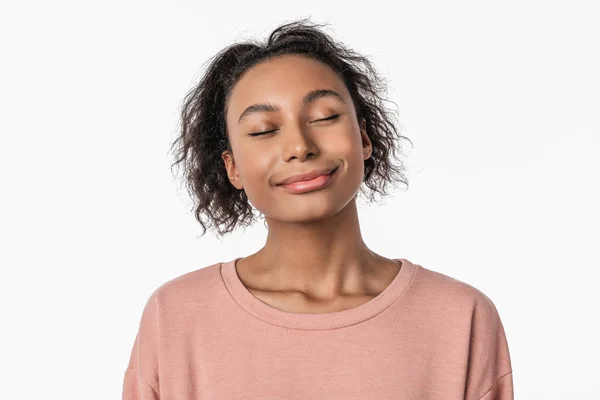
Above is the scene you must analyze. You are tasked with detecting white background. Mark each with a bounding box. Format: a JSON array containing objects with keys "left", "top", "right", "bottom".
[{"left": 1, "top": 1, "right": 598, "bottom": 399}]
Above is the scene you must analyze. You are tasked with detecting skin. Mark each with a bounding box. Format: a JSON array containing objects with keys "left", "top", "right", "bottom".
[{"left": 221, "top": 54, "right": 402, "bottom": 313}]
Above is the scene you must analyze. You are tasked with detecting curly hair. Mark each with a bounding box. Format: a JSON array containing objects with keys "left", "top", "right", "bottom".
[{"left": 170, "top": 17, "right": 412, "bottom": 238}]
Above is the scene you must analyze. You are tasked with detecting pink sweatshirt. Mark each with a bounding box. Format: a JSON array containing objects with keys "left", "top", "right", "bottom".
[{"left": 123, "top": 257, "right": 513, "bottom": 399}]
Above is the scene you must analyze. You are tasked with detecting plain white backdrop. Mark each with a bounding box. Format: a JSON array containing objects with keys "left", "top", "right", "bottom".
[{"left": 1, "top": 1, "right": 598, "bottom": 398}]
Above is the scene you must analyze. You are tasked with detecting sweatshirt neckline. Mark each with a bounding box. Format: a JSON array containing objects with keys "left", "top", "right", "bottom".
[{"left": 220, "top": 257, "right": 417, "bottom": 330}]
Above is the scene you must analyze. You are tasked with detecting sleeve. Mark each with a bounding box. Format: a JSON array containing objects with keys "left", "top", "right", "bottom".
[
  {"left": 122, "top": 291, "right": 161, "bottom": 400},
  {"left": 465, "top": 290, "right": 514, "bottom": 400},
  {"left": 476, "top": 371, "right": 513, "bottom": 400}
]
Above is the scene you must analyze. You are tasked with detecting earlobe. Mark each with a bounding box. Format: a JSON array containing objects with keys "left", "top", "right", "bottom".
[
  {"left": 359, "top": 119, "right": 372, "bottom": 160},
  {"left": 222, "top": 151, "right": 242, "bottom": 189},
  {"left": 227, "top": 171, "right": 244, "bottom": 191}
]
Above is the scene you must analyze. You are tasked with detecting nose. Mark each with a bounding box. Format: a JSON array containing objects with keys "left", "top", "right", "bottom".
[{"left": 281, "top": 120, "right": 319, "bottom": 161}]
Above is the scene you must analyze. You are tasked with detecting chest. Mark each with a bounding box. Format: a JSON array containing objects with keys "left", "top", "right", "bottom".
[{"left": 158, "top": 325, "right": 470, "bottom": 400}]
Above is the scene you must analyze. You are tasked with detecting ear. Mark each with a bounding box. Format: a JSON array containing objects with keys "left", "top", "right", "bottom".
[
  {"left": 359, "top": 118, "right": 373, "bottom": 160},
  {"left": 221, "top": 150, "right": 244, "bottom": 190}
]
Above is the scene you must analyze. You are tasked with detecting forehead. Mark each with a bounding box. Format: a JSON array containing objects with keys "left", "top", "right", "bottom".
[{"left": 226, "top": 54, "right": 349, "bottom": 119}]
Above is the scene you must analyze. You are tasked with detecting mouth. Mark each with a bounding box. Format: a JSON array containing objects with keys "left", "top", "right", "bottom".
[{"left": 277, "top": 166, "right": 339, "bottom": 194}]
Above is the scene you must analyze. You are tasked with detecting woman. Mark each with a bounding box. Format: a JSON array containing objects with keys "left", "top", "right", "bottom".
[{"left": 123, "top": 18, "right": 513, "bottom": 399}]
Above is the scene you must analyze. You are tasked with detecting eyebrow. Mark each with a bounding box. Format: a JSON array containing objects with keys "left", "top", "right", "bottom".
[{"left": 237, "top": 89, "right": 346, "bottom": 125}]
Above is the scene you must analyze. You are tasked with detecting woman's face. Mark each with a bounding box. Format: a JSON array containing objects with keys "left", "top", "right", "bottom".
[{"left": 223, "top": 54, "right": 372, "bottom": 223}]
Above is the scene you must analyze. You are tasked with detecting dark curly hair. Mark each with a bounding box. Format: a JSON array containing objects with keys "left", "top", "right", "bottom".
[{"left": 170, "top": 17, "right": 412, "bottom": 238}]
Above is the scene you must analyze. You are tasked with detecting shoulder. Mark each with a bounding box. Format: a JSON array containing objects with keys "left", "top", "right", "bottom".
[
  {"left": 408, "top": 263, "right": 514, "bottom": 398},
  {"left": 407, "top": 261, "right": 513, "bottom": 378},
  {"left": 143, "top": 260, "right": 225, "bottom": 313},
  {"left": 408, "top": 260, "right": 503, "bottom": 323}
]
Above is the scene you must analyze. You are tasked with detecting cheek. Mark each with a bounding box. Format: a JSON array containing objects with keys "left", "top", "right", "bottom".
[
  {"left": 336, "top": 125, "right": 367, "bottom": 181},
  {"left": 234, "top": 152, "right": 276, "bottom": 204},
  {"left": 327, "top": 123, "right": 364, "bottom": 160},
  {"left": 239, "top": 156, "right": 271, "bottom": 186}
]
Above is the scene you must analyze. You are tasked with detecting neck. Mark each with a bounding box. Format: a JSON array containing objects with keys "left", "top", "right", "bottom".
[{"left": 250, "top": 197, "right": 382, "bottom": 300}]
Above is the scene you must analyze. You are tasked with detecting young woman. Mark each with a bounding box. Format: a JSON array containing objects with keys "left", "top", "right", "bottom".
[{"left": 123, "top": 18, "right": 513, "bottom": 400}]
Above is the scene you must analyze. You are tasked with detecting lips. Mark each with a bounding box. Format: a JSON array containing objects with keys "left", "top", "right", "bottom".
[{"left": 276, "top": 166, "right": 338, "bottom": 186}]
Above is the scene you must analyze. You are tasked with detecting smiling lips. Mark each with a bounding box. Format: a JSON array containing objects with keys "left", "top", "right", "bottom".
[
  {"left": 277, "top": 166, "right": 338, "bottom": 186},
  {"left": 277, "top": 166, "right": 339, "bottom": 194}
]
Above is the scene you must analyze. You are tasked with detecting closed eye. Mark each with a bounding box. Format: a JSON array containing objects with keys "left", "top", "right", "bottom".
[
  {"left": 314, "top": 114, "right": 340, "bottom": 123},
  {"left": 248, "top": 114, "right": 340, "bottom": 137},
  {"left": 249, "top": 128, "right": 277, "bottom": 137}
]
